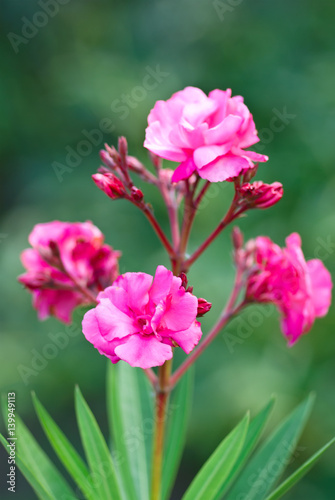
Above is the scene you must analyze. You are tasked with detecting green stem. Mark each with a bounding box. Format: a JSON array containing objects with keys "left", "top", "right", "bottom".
[{"left": 151, "top": 359, "right": 173, "bottom": 500}]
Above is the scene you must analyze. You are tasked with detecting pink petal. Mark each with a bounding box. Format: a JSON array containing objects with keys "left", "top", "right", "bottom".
[
  {"left": 163, "top": 289, "right": 198, "bottom": 331},
  {"left": 171, "top": 158, "right": 197, "bottom": 183},
  {"left": 307, "top": 259, "right": 332, "bottom": 317},
  {"left": 82, "top": 308, "right": 124, "bottom": 360},
  {"left": 115, "top": 272, "right": 153, "bottom": 314},
  {"left": 114, "top": 334, "right": 173, "bottom": 369},
  {"left": 165, "top": 320, "right": 202, "bottom": 354},
  {"left": 198, "top": 154, "right": 249, "bottom": 182},
  {"left": 204, "top": 115, "right": 242, "bottom": 145},
  {"left": 241, "top": 150, "right": 269, "bottom": 163},
  {"left": 193, "top": 145, "right": 231, "bottom": 169},
  {"left": 150, "top": 265, "right": 173, "bottom": 304},
  {"left": 95, "top": 298, "right": 138, "bottom": 340}
]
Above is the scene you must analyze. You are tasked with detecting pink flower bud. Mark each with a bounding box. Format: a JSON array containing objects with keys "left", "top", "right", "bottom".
[
  {"left": 118, "top": 136, "right": 128, "bottom": 159},
  {"left": 197, "top": 297, "right": 212, "bottom": 317},
  {"left": 130, "top": 186, "right": 144, "bottom": 202},
  {"left": 100, "top": 149, "right": 117, "bottom": 170},
  {"left": 239, "top": 181, "right": 283, "bottom": 209},
  {"left": 92, "top": 173, "right": 126, "bottom": 199},
  {"left": 232, "top": 226, "right": 243, "bottom": 250}
]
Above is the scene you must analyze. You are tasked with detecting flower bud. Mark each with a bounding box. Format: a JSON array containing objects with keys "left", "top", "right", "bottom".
[
  {"left": 130, "top": 186, "right": 144, "bottom": 202},
  {"left": 100, "top": 149, "right": 117, "bottom": 170},
  {"left": 239, "top": 181, "right": 283, "bottom": 209},
  {"left": 92, "top": 173, "right": 126, "bottom": 199},
  {"left": 232, "top": 226, "right": 243, "bottom": 251},
  {"left": 197, "top": 298, "right": 212, "bottom": 317},
  {"left": 118, "top": 136, "right": 128, "bottom": 159}
]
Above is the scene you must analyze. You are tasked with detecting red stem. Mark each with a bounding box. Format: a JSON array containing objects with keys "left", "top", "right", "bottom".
[
  {"left": 170, "top": 261, "right": 246, "bottom": 388},
  {"left": 183, "top": 202, "right": 244, "bottom": 271}
]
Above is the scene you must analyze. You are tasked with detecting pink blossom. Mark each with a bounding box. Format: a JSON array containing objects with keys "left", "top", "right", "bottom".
[
  {"left": 82, "top": 265, "right": 203, "bottom": 368},
  {"left": 246, "top": 233, "right": 332, "bottom": 344},
  {"left": 19, "top": 221, "right": 120, "bottom": 323},
  {"left": 238, "top": 181, "right": 283, "bottom": 209},
  {"left": 144, "top": 87, "right": 268, "bottom": 183}
]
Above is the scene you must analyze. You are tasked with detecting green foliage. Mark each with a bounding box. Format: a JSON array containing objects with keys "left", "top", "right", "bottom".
[
  {"left": 182, "top": 412, "right": 249, "bottom": 500},
  {"left": 1, "top": 379, "right": 334, "bottom": 500},
  {"left": 162, "top": 368, "right": 194, "bottom": 500},
  {"left": 74, "top": 386, "right": 122, "bottom": 500},
  {"left": 107, "top": 362, "right": 154, "bottom": 500}
]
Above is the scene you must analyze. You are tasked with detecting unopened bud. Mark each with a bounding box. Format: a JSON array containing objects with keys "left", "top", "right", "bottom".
[
  {"left": 100, "top": 149, "right": 117, "bottom": 170},
  {"left": 130, "top": 186, "right": 144, "bottom": 202},
  {"left": 197, "top": 298, "right": 212, "bottom": 317},
  {"left": 232, "top": 226, "right": 244, "bottom": 251},
  {"left": 92, "top": 173, "right": 126, "bottom": 199},
  {"left": 179, "top": 272, "right": 188, "bottom": 289},
  {"left": 239, "top": 181, "right": 283, "bottom": 209},
  {"left": 118, "top": 136, "right": 128, "bottom": 159}
]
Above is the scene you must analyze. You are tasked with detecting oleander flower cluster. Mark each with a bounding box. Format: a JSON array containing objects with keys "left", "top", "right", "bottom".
[
  {"left": 19, "top": 221, "right": 120, "bottom": 323},
  {"left": 244, "top": 233, "right": 332, "bottom": 344},
  {"left": 18, "top": 86, "right": 332, "bottom": 369}
]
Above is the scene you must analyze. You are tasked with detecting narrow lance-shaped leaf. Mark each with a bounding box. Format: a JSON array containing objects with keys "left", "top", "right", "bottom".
[
  {"left": 1, "top": 395, "right": 76, "bottom": 500},
  {"left": 0, "top": 434, "right": 55, "bottom": 500},
  {"left": 214, "top": 396, "right": 275, "bottom": 500},
  {"left": 162, "top": 368, "right": 194, "bottom": 500},
  {"left": 107, "top": 361, "right": 154, "bottom": 500},
  {"left": 182, "top": 412, "right": 250, "bottom": 500},
  {"left": 32, "top": 392, "right": 95, "bottom": 500},
  {"left": 226, "top": 393, "right": 315, "bottom": 500},
  {"left": 265, "top": 437, "right": 335, "bottom": 500},
  {"left": 75, "top": 386, "right": 123, "bottom": 500}
]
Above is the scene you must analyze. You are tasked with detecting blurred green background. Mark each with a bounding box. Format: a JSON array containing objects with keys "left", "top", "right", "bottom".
[{"left": 1, "top": 0, "right": 335, "bottom": 498}]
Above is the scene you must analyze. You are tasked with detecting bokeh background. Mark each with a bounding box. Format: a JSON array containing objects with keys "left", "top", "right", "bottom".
[{"left": 1, "top": 0, "right": 335, "bottom": 498}]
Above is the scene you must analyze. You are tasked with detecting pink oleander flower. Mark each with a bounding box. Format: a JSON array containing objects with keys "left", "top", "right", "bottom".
[
  {"left": 82, "top": 265, "right": 203, "bottom": 369},
  {"left": 144, "top": 86, "right": 268, "bottom": 183},
  {"left": 19, "top": 221, "right": 120, "bottom": 323},
  {"left": 238, "top": 181, "right": 283, "bottom": 209},
  {"left": 245, "top": 233, "right": 332, "bottom": 344}
]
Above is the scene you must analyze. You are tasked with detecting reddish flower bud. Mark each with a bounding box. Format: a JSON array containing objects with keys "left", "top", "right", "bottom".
[
  {"left": 239, "top": 181, "right": 283, "bottom": 209},
  {"left": 127, "top": 156, "right": 145, "bottom": 173},
  {"left": 130, "top": 186, "right": 144, "bottom": 202},
  {"left": 197, "top": 297, "right": 212, "bottom": 317},
  {"left": 179, "top": 272, "right": 188, "bottom": 289},
  {"left": 118, "top": 136, "right": 128, "bottom": 159},
  {"left": 232, "top": 226, "right": 243, "bottom": 251},
  {"left": 100, "top": 149, "right": 118, "bottom": 170},
  {"left": 92, "top": 173, "right": 126, "bottom": 199}
]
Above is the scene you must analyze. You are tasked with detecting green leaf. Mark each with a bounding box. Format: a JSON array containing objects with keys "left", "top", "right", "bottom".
[
  {"left": 162, "top": 368, "right": 194, "bottom": 500},
  {"left": 265, "top": 437, "right": 335, "bottom": 500},
  {"left": 75, "top": 386, "right": 122, "bottom": 500},
  {"left": 0, "top": 433, "right": 55, "bottom": 500},
  {"left": 182, "top": 412, "right": 249, "bottom": 500},
  {"left": 214, "top": 396, "right": 275, "bottom": 500},
  {"left": 107, "top": 361, "right": 154, "bottom": 500},
  {"left": 0, "top": 394, "right": 76, "bottom": 500},
  {"left": 32, "top": 392, "right": 94, "bottom": 500},
  {"left": 226, "top": 393, "right": 315, "bottom": 500}
]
